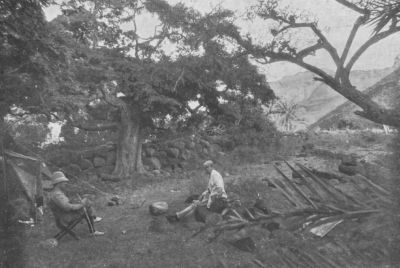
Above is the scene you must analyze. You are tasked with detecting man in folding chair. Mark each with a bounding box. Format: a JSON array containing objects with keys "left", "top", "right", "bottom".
[{"left": 48, "top": 171, "right": 104, "bottom": 241}]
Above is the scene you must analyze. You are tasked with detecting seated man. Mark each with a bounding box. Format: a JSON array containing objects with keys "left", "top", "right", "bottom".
[
  {"left": 48, "top": 171, "right": 104, "bottom": 236},
  {"left": 167, "top": 160, "right": 228, "bottom": 222}
]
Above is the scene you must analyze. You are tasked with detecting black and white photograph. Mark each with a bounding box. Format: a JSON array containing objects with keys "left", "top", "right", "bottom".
[{"left": 1, "top": 0, "right": 399, "bottom": 267}]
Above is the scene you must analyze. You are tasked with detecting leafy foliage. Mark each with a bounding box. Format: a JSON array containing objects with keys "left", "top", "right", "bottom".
[
  {"left": 55, "top": 0, "right": 275, "bottom": 135},
  {"left": 0, "top": 0, "right": 50, "bottom": 116},
  {"left": 368, "top": 0, "right": 400, "bottom": 33}
]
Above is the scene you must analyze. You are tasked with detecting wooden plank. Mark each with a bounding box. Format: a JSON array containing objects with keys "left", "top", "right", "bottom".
[
  {"left": 357, "top": 174, "right": 390, "bottom": 196},
  {"left": 325, "top": 182, "right": 367, "bottom": 208},
  {"left": 283, "top": 160, "right": 322, "bottom": 199},
  {"left": 274, "top": 178, "right": 304, "bottom": 206},
  {"left": 312, "top": 250, "right": 342, "bottom": 268},
  {"left": 266, "top": 178, "right": 300, "bottom": 207},
  {"left": 301, "top": 251, "right": 330, "bottom": 268},
  {"left": 274, "top": 165, "right": 319, "bottom": 209},
  {"left": 296, "top": 163, "right": 352, "bottom": 205}
]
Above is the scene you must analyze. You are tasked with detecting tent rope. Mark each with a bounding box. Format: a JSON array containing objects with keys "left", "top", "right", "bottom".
[{"left": 1, "top": 135, "right": 9, "bottom": 226}]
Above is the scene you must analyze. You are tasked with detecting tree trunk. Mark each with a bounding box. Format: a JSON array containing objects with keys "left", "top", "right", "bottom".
[
  {"left": 111, "top": 102, "right": 145, "bottom": 179},
  {"left": 331, "top": 81, "right": 400, "bottom": 128}
]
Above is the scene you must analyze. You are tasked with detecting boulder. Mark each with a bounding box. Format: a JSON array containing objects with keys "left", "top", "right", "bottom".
[
  {"left": 80, "top": 150, "right": 95, "bottom": 159},
  {"left": 194, "top": 206, "right": 211, "bottom": 223},
  {"left": 68, "top": 164, "right": 81, "bottom": 176},
  {"left": 186, "top": 141, "right": 196, "bottom": 149},
  {"left": 341, "top": 154, "right": 357, "bottom": 166},
  {"left": 79, "top": 159, "right": 94, "bottom": 170},
  {"left": 229, "top": 237, "right": 256, "bottom": 253},
  {"left": 147, "top": 157, "right": 161, "bottom": 170},
  {"left": 180, "top": 149, "right": 191, "bottom": 160},
  {"left": 302, "top": 143, "right": 314, "bottom": 151},
  {"left": 96, "top": 165, "right": 114, "bottom": 175},
  {"left": 40, "top": 238, "right": 58, "bottom": 248},
  {"left": 205, "top": 213, "right": 223, "bottom": 226},
  {"left": 338, "top": 163, "right": 358, "bottom": 176},
  {"left": 172, "top": 140, "right": 186, "bottom": 150},
  {"left": 157, "top": 151, "right": 167, "bottom": 158},
  {"left": 292, "top": 170, "right": 302, "bottom": 179},
  {"left": 199, "top": 139, "right": 211, "bottom": 148},
  {"left": 93, "top": 156, "right": 106, "bottom": 167},
  {"left": 145, "top": 147, "right": 156, "bottom": 157},
  {"left": 166, "top": 148, "right": 180, "bottom": 158},
  {"left": 254, "top": 198, "right": 270, "bottom": 214},
  {"left": 149, "top": 201, "right": 169, "bottom": 216},
  {"left": 86, "top": 173, "right": 99, "bottom": 183},
  {"left": 152, "top": 170, "right": 161, "bottom": 176},
  {"left": 195, "top": 207, "right": 223, "bottom": 224},
  {"left": 106, "top": 152, "right": 116, "bottom": 165}
]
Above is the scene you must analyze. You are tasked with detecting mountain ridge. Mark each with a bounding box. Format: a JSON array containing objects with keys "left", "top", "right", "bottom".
[{"left": 269, "top": 66, "right": 395, "bottom": 127}]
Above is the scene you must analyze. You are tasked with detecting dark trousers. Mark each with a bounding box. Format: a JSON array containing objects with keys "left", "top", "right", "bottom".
[{"left": 208, "top": 196, "right": 228, "bottom": 213}]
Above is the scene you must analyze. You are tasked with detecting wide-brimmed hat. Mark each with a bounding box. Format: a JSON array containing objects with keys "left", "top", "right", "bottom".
[
  {"left": 203, "top": 160, "right": 213, "bottom": 167},
  {"left": 51, "top": 171, "right": 69, "bottom": 185}
]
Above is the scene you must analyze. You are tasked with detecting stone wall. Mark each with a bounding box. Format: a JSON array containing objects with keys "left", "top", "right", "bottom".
[{"left": 47, "top": 136, "right": 222, "bottom": 177}]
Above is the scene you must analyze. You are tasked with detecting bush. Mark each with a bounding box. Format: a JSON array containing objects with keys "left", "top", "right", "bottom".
[{"left": 214, "top": 101, "right": 280, "bottom": 152}]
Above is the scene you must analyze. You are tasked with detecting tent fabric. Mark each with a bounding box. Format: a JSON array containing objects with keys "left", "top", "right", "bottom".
[
  {"left": 1, "top": 150, "right": 52, "bottom": 205},
  {"left": 7, "top": 160, "right": 37, "bottom": 202},
  {"left": 5, "top": 150, "right": 39, "bottom": 161}
]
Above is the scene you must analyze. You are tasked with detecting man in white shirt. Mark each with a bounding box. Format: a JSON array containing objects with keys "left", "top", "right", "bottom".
[{"left": 166, "top": 160, "right": 228, "bottom": 222}]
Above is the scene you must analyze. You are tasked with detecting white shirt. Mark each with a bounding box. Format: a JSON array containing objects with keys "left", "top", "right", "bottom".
[{"left": 207, "top": 170, "right": 227, "bottom": 202}]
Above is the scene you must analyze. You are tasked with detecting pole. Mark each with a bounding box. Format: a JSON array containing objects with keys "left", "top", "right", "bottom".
[
  {"left": 77, "top": 194, "right": 95, "bottom": 233},
  {"left": 274, "top": 164, "right": 319, "bottom": 209}
]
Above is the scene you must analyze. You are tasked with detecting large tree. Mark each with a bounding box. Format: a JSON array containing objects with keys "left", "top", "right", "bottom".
[
  {"left": 211, "top": 0, "right": 400, "bottom": 127},
  {"left": 56, "top": 0, "right": 274, "bottom": 179}
]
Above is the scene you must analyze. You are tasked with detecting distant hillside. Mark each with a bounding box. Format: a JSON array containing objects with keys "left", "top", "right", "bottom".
[
  {"left": 270, "top": 71, "right": 319, "bottom": 102},
  {"left": 270, "top": 67, "right": 394, "bottom": 126},
  {"left": 309, "top": 66, "right": 400, "bottom": 130}
]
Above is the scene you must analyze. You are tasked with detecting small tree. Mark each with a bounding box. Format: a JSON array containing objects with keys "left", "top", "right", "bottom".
[{"left": 270, "top": 99, "right": 305, "bottom": 132}]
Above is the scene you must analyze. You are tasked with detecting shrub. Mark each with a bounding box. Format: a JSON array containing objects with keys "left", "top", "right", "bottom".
[{"left": 214, "top": 100, "right": 280, "bottom": 152}]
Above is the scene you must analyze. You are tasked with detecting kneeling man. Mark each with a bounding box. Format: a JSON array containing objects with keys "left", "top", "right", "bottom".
[{"left": 167, "top": 160, "right": 228, "bottom": 222}]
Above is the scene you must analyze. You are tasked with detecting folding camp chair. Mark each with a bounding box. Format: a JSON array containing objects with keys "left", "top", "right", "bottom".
[
  {"left": 48, "top": 201, "right": 89, "bottom": 241},
  {"left": 53, "top": 213, "right": 86, "bottom": 241}
]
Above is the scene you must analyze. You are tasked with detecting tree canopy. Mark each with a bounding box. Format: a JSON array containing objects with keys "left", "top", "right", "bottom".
[{"left": 42, "top": 0, "right": 275, "bottom": 177}]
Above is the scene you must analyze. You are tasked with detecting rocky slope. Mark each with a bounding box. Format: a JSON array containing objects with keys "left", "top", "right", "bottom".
[
  {"left": 270, "top": 66, "right": 395, "bottom": 126},
  {"left": 310, "top": 66, "right": 400, "bottom": 130}
]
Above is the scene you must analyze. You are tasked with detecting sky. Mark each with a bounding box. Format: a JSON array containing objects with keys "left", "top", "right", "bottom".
[{"left": 44, "top": 0, "right": 400, "bottom": 81}]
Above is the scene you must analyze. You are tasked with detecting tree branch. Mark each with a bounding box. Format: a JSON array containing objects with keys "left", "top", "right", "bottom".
[
  {"left": 339, "top": 16, "right": 366, "bottom": 66},
  {"left": 73, "top": 122, "right": 118, "bottom": 131},
  {"left": 309, "top": 24, "right": 341, "bottom": 66},
  {"left": 272, "top": 16, "right": 341, "bottom": 66},
  {"left": 172, "top": 69, "right": 185, "bottom": 92},
  {"left": 296, "top": 41, "right": 324, "bottom": 59},
  {"left": 334, "top": 0, "right": 369, "bottom": 15},
  {"left": 99, "top": 85, "right": 124, "bottom": 108},
  {"left": 226, "top": 31, "right": 337, "bottom": 86},
  {"left": 345, "top": 25, "right": 400, "bottom": 73}
]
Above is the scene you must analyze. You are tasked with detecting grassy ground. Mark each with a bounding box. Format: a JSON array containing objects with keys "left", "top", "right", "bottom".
[{"left": 8, "top": 130, "right": 399, "bottom": 267}]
